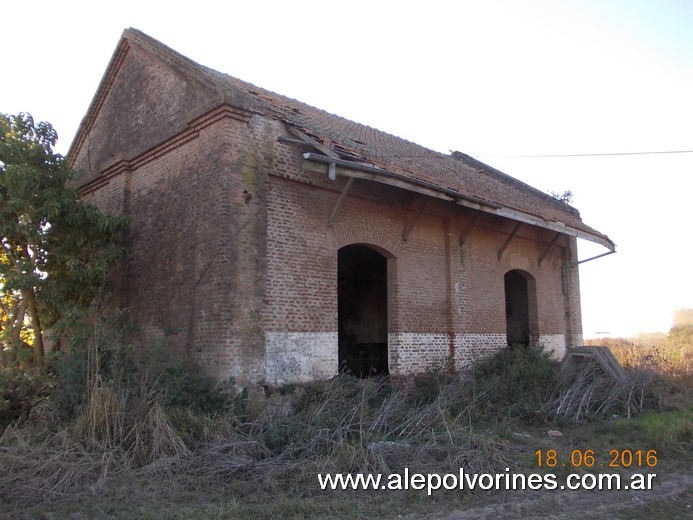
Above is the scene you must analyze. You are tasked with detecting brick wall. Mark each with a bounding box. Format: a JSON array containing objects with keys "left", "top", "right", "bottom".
[
  {"left": 81, "top": 115, "right": 270, "bottom": 382},
  {"left": 263, "top": 144, "right": 576, "bottom": 381},
  {"left": 563, "top": 236, "right": 584, "bottom": 348},
  {"left": 73, "top": 43, "right": 582, "bottom": 384}
]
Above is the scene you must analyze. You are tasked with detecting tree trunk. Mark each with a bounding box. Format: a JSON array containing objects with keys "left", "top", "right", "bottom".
[
  {"left": 23, "top": 288, "right": 44, "bottom": 367},
  {"left": 9, "top": 296, "right": 29, "bottom": 364}
]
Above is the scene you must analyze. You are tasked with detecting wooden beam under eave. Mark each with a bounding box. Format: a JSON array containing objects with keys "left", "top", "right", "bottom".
[
  {"left": 402, "top": 199, "right": 427, "bottom": 242},
  {"left": 497, "top": 222, "right": 522, "bottom": 261},
  {"left": 538, "top": 232, "right": 562, "bottom": 266},
  {"left": 459, "top": 212, "right": 479, "bottom": 246},
  {"left": 328, "top": 177, "right": 355, "bottom": 227}
]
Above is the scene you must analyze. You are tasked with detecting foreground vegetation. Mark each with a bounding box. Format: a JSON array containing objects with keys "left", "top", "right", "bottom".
[
  {"left": 1, "top": 321, "right": 691, "bottom": 519},
  {"left": 2, "top": 113, "right": 688, "bottom": 518}
]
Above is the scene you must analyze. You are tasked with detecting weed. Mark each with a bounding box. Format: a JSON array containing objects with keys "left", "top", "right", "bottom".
[
  {"left": 609, "top": 410, "right": 693, "bottom": 454},
  {"left": 465, "top": 344, "right": 560, "bottom": 424}
]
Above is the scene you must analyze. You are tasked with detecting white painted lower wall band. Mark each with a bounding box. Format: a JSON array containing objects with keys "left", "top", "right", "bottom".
[
  {"left": 264, "top": 331, "right": 564, "bottom": 384},
  {"left": 265, "top": 332, "right": 338, "bottom": 384},
  {"left": 388, "top": 333, "right": 508, "bottom": 374},
  {"left": 537, "top": 334, "right": 566, "bottom": 360}
]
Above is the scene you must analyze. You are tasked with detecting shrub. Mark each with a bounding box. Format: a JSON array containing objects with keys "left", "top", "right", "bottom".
[
  {"left": 411, "top": 367, "right": 457, "bottom": 405},
  {"left": 465, "top": 344, "right": 560, "bottom": 424},
  {"left": 0, "top": 366, "right": 52, "bottom": 429}
]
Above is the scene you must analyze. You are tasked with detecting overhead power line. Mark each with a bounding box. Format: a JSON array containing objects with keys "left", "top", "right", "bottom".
[
  {"left": 364, "top": 149, "right": 693, "bottom": 160},
  {"left": 475, "top": 150, "right": 693, "bottom": 158}
]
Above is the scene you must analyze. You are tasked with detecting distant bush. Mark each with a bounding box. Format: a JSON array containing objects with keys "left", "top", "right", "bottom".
[
  {"left": 552, "top": 330, "right": 691, "bottom": 422},
  {"left": 586, "top": 324, "right": 693, "bottom": 385},
  {"left": 573, "top": 323, "right": 692, "bottom": 421}
]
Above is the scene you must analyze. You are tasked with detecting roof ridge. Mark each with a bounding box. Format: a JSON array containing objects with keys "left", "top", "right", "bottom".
[
  {"left": 450, "top": 151, "right": 581, "bottom": 217},
  {"left": 122, "top": 28, "right": 224, "bottom": 93}
]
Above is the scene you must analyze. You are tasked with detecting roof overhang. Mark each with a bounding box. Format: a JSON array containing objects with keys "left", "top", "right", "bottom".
[{"left": 303, "top": 152, "right": 616, "bottom": 253}]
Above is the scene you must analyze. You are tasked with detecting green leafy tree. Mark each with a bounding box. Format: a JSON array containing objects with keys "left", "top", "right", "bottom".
[{"left": 0, "top": 113, "right": 128, "bottom": 367}]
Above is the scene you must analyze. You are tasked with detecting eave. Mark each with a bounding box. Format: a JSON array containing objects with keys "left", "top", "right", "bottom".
[{"left": 303, "top": 153, "right": 616, "bottom": 253}]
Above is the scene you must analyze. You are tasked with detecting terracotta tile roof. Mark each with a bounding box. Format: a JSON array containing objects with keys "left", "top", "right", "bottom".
[
  {"left": 226, "top": 74, "right": 613, "bottom": 244},
  {"left": 114, "top": 29, "right": 616, "bottom": 249}
]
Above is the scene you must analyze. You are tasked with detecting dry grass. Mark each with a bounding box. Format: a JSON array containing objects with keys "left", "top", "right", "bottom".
[
  {"left": 565, "top": 330, "right": 693, "bottom": 421},
  {"left": 72, "top": 382, "right": 190, "bottom": 467},
  {"left": 178, "top": 375, "right": 516, "bottom": 493},
  {"left": 0, "top": 374, "right": 517, "bottom": 510},
  {"left": 0, "top": 380, "right": 194, "bottom": 506},
  {"left": 549, "top": 360, "right": 665, "bottom": 420},
  {"left": 1, "top": 337, "right": 690, "bottom": 517},
  {"left": 0, "top": 426, "right": 106, "bottom": 505}
]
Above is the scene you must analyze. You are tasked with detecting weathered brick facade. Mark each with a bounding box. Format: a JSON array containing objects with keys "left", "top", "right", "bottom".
[{"left": 69, "top": 29, "right": 613, "bottom": 385}]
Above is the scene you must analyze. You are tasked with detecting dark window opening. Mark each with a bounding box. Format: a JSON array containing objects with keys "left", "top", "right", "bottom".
[
  {"left": 338, "top": 245, "right": 388, "bottom": 377},
  {"left": 504, "top": 270, "right": 531, "bottom": 346}
]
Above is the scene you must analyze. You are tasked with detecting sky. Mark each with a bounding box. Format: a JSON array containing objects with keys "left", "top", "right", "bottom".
[{"left": 3, "top": 0, "right": 692, "bottom": 338}]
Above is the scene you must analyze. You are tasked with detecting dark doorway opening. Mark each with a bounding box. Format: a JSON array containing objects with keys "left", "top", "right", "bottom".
[
  {"left": 338, "top": 245, "right": 388, "bottom": 377},
  {"left": 504, "top": 270, "right": 531, "bottom": 346}
]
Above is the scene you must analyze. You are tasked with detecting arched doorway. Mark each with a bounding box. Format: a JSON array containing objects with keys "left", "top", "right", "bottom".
[
  {"left": 338, "top": 244, "right": 388, "bottom": 377},
  {"left": 504, "top": 270, "right": 536, "bottom": 346}
]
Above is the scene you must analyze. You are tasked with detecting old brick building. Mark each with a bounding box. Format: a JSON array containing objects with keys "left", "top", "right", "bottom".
[{"left": 68, "top": 29, "right": 614, "bottom": 385}]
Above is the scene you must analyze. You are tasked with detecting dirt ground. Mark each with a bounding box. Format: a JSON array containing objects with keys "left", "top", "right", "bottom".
[
  {"left": 1, "top": 458, "right": 691, "bottom": 519},
  {"left": 426, "top": 466, "right": 692, "bottom": 519}
]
